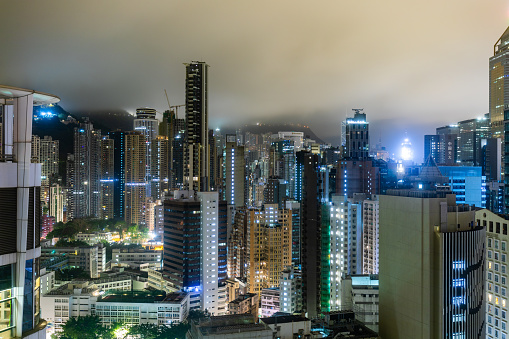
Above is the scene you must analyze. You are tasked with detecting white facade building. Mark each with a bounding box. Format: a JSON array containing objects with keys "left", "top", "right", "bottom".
[
  {"left": 112, "top": 248, "right": 162, "bottom": 267},
  {"left": 330, "top": 193, "right": 378, "bottom": 310},
  {"left": 341, "top": 275, "right": 379, "bottom": 333},
  {"left": 279, "top": 266, "right": 302, "bottom": 314},
  {"left": 198, "top": 192, "right": 227, "bottom": 315},
  {"left": 260, "top": 288, "right": 280, "bottom": 318},
  {"left": 476, "top": 209, "right": 509, "bottom": 339},
  {"left": 42, "top": 286, "right": 189, "bottom": 336},
  {"left": 362, "top": 197, "right": 379, "bottom": 274}
]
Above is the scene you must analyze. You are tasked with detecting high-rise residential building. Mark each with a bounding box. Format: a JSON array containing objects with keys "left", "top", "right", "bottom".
[
  {"left": 31, "top": 134, "right": 40, "bottom": 163},
  {"left": 31, "top": 135, "right": 60, "bottom": 204},
  {"left": 279, "top": 266, "right": 303, "bottom": 314},
  {"left": 227, "top": 208, "right": 247, "bottom": 279},
  {"left": 151, "top": 135, "right": 169, "bottom": 200},
  {"left": 246, "top": 204, "right": 292, "bottom": 297},
  {"left": 109, "top": 130, "right": 125, "bottom": 220},
  {"left": 300, "top": 151, "right": 330, "bottom": 317},
  {"left": 124, "top": 131, "right": 146, "bottom": 226},
  {"left": 65, "top": 153, "right": 74, "bottom": 220},
  {"left": 329, "top": 193, "right": 379, "bottom": 310},
  {"left": 72, "top": 121, "right": 102, "bottom": 219},
  {"left": 490, "top": 26, "right": 509, "bottom": 140},
  {"left": 100, "top": 136, "right": 114, "bottom": 219},
  {"left": 172, "top": 128, "right": 185, "bottom": 190},
  {"left": 285, "top": 200, "right": 301, "bottom": 266},
  {"left": 336, "top": 159, "right": 380, "bottom": 197},
  {"left": 263, "top": 177, "right": 286, "bottom": 208},
  {"left": 133, "top": 107, "right": 159, "bottom": 198},
  {"left": 49, "top": 184, "right": 65, "bottom": 223},
  {"left": 163, "top": 191, "right": 227, "bottom": 315},
  {"left": 329, "top": 194, "right": 361, "bottom": 310},
  {"left": 379, "top": 190, "right": 485, "bottom": 338},
  {"left": 184, "top": 61, "right": 209, "bottom": 192},
  {"left": 0, "top": 85, "right": 60, "bottom": 338},
  {"left": 362, "top": 197, "right": 379, "bottom": 274},
  {"left": 342, "top": 109, "right": 369, "bottom": 160},
  {"left": 40, "top": 135, "right": 59, "bottom": 184},
  {"left": 476, "top": 209, "right": 509, "bottom": 339},
  {"left": 225, "top": 134, "right": 245, "bottom": 208}
]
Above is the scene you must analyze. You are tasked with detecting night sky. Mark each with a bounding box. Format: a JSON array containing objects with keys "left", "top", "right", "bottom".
[{"left": 1, "top": 0, "right": 508, "bottom": 161}]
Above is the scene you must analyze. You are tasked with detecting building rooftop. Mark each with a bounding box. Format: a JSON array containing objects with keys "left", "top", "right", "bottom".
[
  {"left": 230, "top": 293, "right": 257, "bottom": 304},
  {"left": 324, "top": 319, "right": 379, "bottom": 338},
  {"left": 193, "top": 314, "right": 270, "bottom": 336},
  {"left": 261, "top": 315, "right": 309, "bottom": 325},
  {"left": 0, "top": 84, "right": 60, "bottom": 105},
  {"left": 97, "top": 290, "right": 167, "bottom": 303}
]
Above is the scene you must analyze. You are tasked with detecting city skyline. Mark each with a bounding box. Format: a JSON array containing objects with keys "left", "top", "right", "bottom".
[{"left": 1, "top": 1, "right": 508, "bottom": 159}]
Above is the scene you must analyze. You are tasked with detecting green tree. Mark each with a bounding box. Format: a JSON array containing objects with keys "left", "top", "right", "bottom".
[
  {"left": 53, "top": 315, "right": 113, "bottom": 339},
  {"left": 55, "top": 239, "right": 89, "bottom": 247}
]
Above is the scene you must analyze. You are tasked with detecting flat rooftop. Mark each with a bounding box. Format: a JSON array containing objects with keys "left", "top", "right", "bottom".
[
  {"left": 261, "top": 315, "right": 309, "bottom": 325},
  {"left": 97, "top": 290, "right": 166, "bottom": 303}
]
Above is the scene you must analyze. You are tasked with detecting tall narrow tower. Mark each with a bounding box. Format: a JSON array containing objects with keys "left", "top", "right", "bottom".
[
  {"left": 184, "top": 61, "right": 209, "bottom": 192},
  {"left": 133, "top": 107, "right": 159, "bottom": 198},
  {"left": 490, "top": 26, "right": 509, "bottom": 140}
]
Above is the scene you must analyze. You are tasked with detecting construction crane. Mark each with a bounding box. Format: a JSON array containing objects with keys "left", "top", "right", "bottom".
[{"left": 164, "top": 89, "right": 185, "bottom": 118}]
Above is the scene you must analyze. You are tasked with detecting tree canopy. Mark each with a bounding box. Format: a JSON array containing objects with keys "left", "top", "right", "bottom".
[{"left": 53, "top": 316, "right": 190, "bottom": 339}]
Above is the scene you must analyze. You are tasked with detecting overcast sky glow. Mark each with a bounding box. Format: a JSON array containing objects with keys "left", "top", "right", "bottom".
[{"left": 1, "top": 0, "right": 508, "bottom": 162}]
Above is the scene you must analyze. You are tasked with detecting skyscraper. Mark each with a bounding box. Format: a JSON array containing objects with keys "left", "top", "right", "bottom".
[
  {"left": 379, "top": 190, "right": 485, "bottom": 338},
  {"left": 490, "top": 26, "right": 509, "bottom": 140},
  {"left": 72, "top": 121, "right": 102, "bottom": 219},
  {"left": 184, "top": 61, "right": 209, "bottom": 192},
  {"left": 124, "top": 131, "right": 146, "bottom": 226},
  {"left": 0, "top": 85, "right": 60, "bottom": 338},
  {"left": 475, "top": 208, "right": 509, "bottom": 339},
  {"left": 109, "top": 130, "right": 125, "bottom": 220},
  {"left": 100, "top": 136, "right": 114, "bottom": 220},
  {"left": 246, "top": 204, "right": 292, "bottom": 297},
  {"left": 457, "top": 115, "right": 490, "bottom": 166},
  {"left": 163, "top": 191, "right": 227, "bottom": 315},
  {"left": 225, "top": 134, "right": 245, "bottom": 208},
  {"left": 300, "top": 151, "right": 330, "bottom": 317},
  {"left": 133, "top": 107, "right": 159, "bottom": 198},
  {"left": 151, "top": 135, "right": 169, "bottom": 200},
  {"left": 342, "top": 109, "right": 370, "bottom": 160}
]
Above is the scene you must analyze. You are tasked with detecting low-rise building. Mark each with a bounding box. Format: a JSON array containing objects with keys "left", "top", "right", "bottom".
[
  {"left": 225, "top": 277, "right": 247, "bottom": 303},
  {"left": 187, "top": 314, "right": 273, "bottom": 339},
  {"left": 228, "top": 293, "right": 258, "bottom": 317},
  {"left": 260, "top": 287, "right": 280, "bottom": 317},
  {"left": 42, "top": 285, "right": 189, "bottom": 337},
  {"left": 41, "top": 267, "right": 56, "bottom": 295},
  {"left": 41, "top": 244, "right": 106, "bottom": 278},
  {"left": 75, "top": 232, "right": 114, "bottom": 245},
  {"left": 322, "top": 311, "right": 379, "bottom": 338},
  {"left": 261, "top": 315, "right": 311, "bottom": 339},
  {"left": 112, "top": 248, "right": 162, "bottom": 268},
  {"left": 148, "top": 268, "right": 177, "bottom": 293},
  {"left": 341, "top": 275, "right": 379, "bottom": 333}
]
